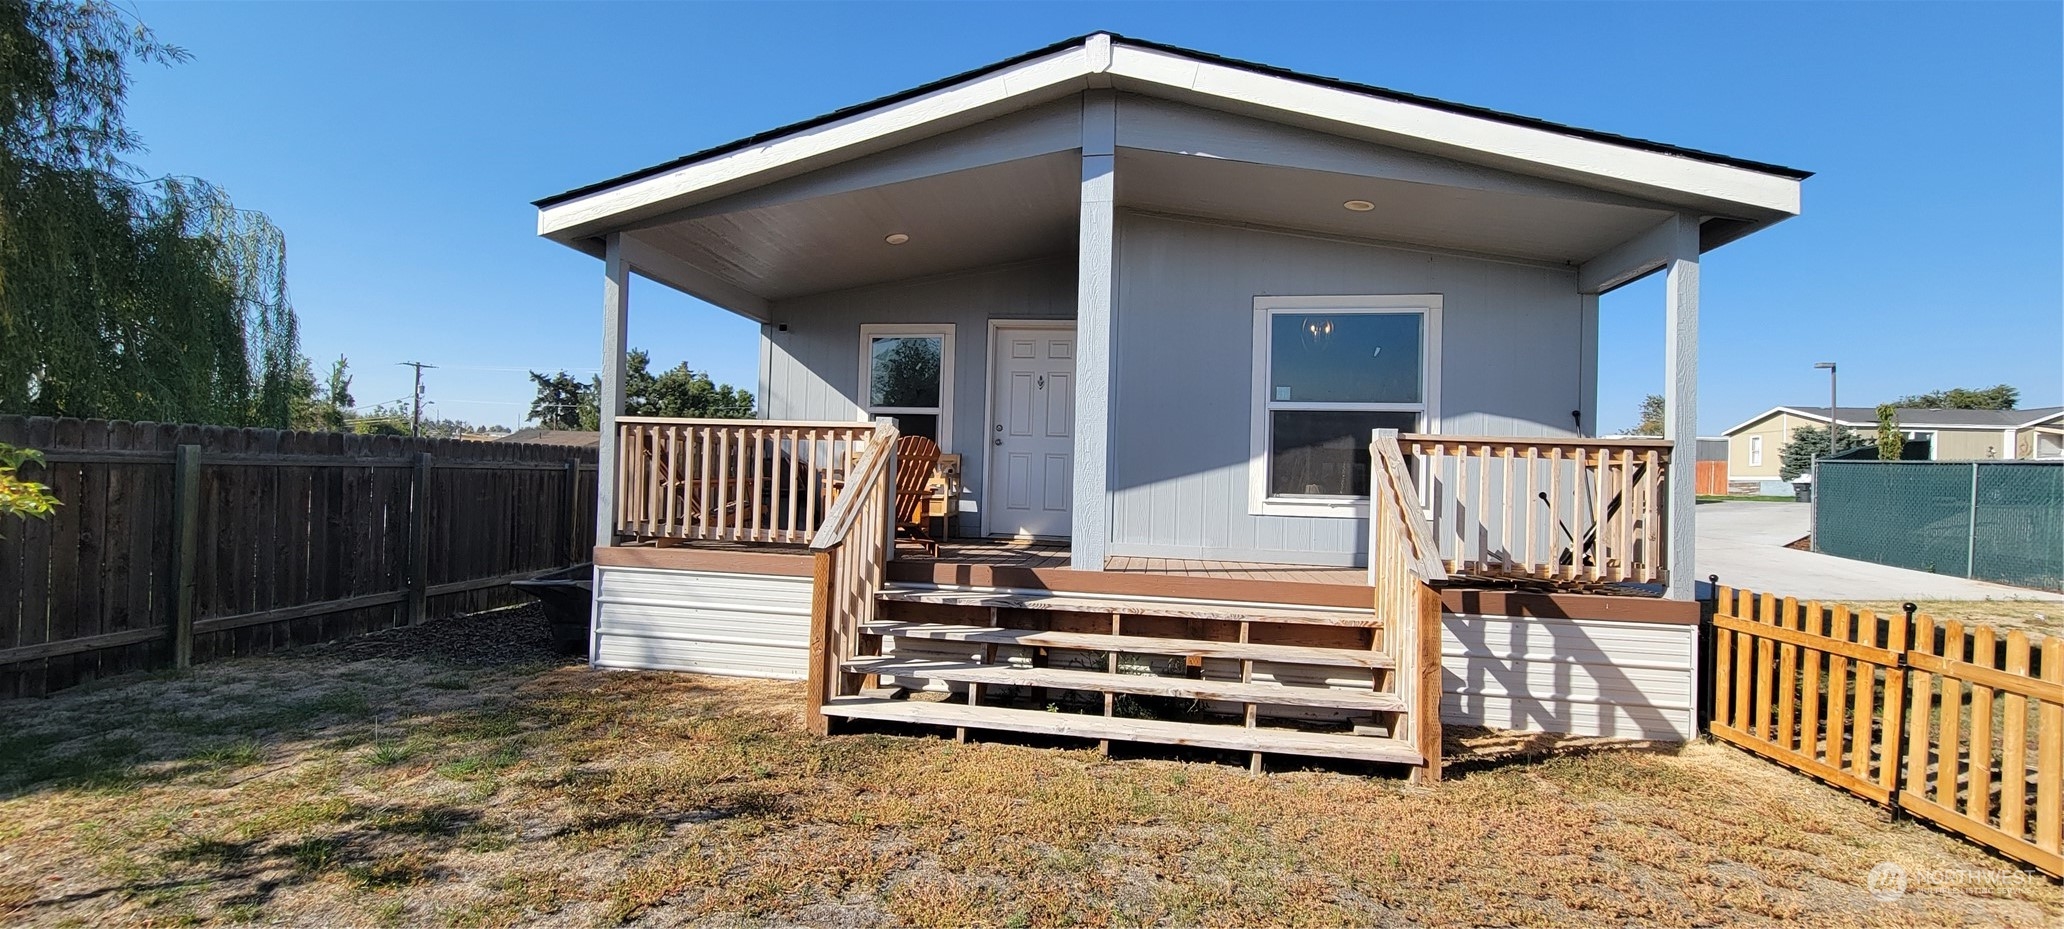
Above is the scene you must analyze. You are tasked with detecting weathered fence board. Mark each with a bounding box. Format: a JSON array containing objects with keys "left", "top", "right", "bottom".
[
  {"left": 1708, "top": 585, "right": 2062, "bottom": 878},
  {"left": 0, "top": 416, "right": 599, "bottom": 698}
]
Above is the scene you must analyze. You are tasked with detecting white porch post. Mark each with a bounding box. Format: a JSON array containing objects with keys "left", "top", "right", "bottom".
[
  {"left": 1662, "top": 213, "right": 1700, "bottom": 600},
  {"left": 594, "top": 232, "right": 631, "bottom": 551},
  {"left": 1071, "top": 87, "right": 1116, "bottom": 571}
]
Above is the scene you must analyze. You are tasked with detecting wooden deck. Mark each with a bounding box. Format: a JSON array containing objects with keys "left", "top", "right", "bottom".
[
  {"left": 906, "top": 538, "right": 1367, "bottom": 586},
  {"left": 594, "top": 537, "right": 1692, "bottom": 623}
]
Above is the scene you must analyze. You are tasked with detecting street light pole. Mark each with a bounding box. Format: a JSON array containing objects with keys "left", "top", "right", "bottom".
[{"left": 1814, "top": 361, "right": 1838, "bottom": 456}]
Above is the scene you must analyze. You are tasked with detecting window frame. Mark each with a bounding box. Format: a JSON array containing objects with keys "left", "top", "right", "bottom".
[
  {"left": 1247, "top": 295, "right": 1442, "bottom": 518},
  {"left": 1749, "top": 435, "right": 1763, "bottom": 467},
  {"left": 857, "top": 323, "right": 955, "bottom": 452}
]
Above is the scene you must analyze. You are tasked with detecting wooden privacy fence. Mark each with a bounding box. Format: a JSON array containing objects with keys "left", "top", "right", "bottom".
[
  {"left": 1401, "top": 434, "right": 1670, "bottom": 585},
  {"left": 1709, "top": 586, "right": 2063, "bottom": 877},
  {"left": 0, "top": 416, "right": 599, "bottom": 698},
  {"left": 615, "top": 417, "right": 876, "bottom": 545}
]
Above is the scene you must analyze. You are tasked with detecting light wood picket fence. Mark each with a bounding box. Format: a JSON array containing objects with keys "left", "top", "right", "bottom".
[{"left": 1709, "top": 586, "right": 2062, "bottom": 877}]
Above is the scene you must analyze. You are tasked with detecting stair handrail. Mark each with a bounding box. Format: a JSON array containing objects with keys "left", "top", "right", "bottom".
[
  {"left": 805, "top": 420, "right": 899, "bottom": 734},
  {"left": 809, "top": 422, "right": 898, "bottom": 552},
  {"left": 1370, "top": 428, "right": 1446, "bottom": 782}
]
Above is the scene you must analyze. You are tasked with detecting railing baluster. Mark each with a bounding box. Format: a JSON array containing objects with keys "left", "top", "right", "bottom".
[{"left": 1399, "top": 435, "right": 1670, "bottom": 585}]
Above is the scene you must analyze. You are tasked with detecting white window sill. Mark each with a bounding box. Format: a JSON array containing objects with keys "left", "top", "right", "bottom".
[{"left": 1251, "top": 497, "right": 1370, "bottom": 519}]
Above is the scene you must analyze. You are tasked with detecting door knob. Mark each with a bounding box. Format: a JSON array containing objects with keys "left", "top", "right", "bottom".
[{"left": 994, "top": 438, "right": 1003, "bottom": 446}]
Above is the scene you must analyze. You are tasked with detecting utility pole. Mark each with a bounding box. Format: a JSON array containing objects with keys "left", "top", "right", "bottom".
[{"left": 398, "top": 361, "right": 436, "bottom": 437}]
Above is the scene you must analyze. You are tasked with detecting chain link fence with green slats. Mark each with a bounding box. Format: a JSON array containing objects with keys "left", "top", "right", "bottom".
[{"left": 1813, "top": 459, "right": 2063, "bottom": 592}]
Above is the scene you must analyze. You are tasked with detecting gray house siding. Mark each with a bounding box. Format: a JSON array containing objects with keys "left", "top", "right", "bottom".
[
  {"left": 759, "top": 257, "right": 1076, "bottom": 522},
  {"left": 1109, "top": 211, "right": 1592, "bottom": 565}
]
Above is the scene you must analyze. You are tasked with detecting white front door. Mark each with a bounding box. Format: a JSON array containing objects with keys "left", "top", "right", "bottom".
[{"left": 986, "top": 325, "right": 1075, "bottom": 539}]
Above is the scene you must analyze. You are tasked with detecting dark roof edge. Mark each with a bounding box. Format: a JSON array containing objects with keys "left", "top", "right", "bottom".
[
  {"left": 1113, "top": 35, "right": 1813, "bottom": 182},
  {"left": 532, "top": 34, "right": 1095, "bottom": 208},
  {"left": 534, "top": 31, "right": 1812, "bottom": 210}
]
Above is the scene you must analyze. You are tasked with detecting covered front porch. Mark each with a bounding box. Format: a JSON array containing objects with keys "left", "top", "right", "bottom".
[{"left": 603, "top": 416, "right": 1676, "bottom": 596}]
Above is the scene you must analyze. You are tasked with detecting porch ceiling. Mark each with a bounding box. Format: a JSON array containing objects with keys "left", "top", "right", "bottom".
[
  {"left": 1114, "top": 148, "right": 1674, "bottom": 266},
  {"left": 627, "top": 152, "right": 1079, "bottom": 304}
]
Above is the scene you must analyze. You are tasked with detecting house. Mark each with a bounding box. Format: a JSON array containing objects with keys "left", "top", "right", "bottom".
[
  {"left": 1726, "top": 406, "right": 2064, "bottom": 490},
  {"left": 495, "top": 427, "right": 601, "bottom": 448},
  {"left": 534, "top": 33, "right": 1807, "bottom": 776}
]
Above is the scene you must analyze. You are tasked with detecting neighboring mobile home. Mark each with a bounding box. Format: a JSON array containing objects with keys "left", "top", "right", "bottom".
[
  {"left": 1726, "top": 406, "right": 2064, "bottom": 488},
  {"left": 534, "top": 33, "right": 1808, "bottom": 777}
]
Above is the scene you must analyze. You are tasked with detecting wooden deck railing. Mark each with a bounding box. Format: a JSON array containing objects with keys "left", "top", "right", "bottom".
[
  {"left": 614, "top": 417, "right": 876, "bottom": 545},
  {"left": 805, "top": 423, "right": 899, "bottom": 734},
  {"left": 1370, "top": 429, "right": 1450, "bottom": 782},
  {"left": 1401, "top": 434, "right": 1672, "bottom": 585}
]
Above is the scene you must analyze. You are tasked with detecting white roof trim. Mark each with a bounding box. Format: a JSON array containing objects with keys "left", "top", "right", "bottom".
[
  {"left": 1723, "top": 406, "right": 1829, "bottom": 435},
  {"left": 1104, "top": 45, "right": 1800, "bottom": 217},
  {"left": 538, "top": 34, "right": 1803, "bottom": 243},
  {"left": 538, "top": 44, "right": 1095, "bottom": 239}
]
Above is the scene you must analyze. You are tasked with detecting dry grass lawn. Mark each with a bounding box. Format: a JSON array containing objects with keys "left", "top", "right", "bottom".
[
  {"left": 1, "top": 638, "right": 2059, "bottom": 927},
  {"left": 1846, "top": 600, "right": 2061, "bottom": 639}
]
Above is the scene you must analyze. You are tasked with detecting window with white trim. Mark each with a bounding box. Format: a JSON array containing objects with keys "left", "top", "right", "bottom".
[
  {"left": 859, "top": 324, "right": 954, "bottom": 450},
  {"left": 1250, "top": 296, "right": 1439, "bottom": 517},
  {"left": 1749, "top": 435, "right": 1763, "bottom": 467}
]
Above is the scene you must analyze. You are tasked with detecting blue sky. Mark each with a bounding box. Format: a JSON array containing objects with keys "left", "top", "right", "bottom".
[{"left": 124, "top": 2, "right": 2061, "bottom": 434}]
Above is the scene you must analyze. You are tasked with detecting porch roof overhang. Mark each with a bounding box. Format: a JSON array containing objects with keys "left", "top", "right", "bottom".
[{"left": 537, "top": 32, "right": 1809, "bottom": 316}]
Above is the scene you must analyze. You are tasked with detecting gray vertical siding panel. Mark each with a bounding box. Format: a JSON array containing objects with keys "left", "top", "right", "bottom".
[
  {"left": 1108, "top": 211, "right": 1589, "bottom": 566},
  {"left": 759, "top": 259, "right": 1075, "bottom": 522}
]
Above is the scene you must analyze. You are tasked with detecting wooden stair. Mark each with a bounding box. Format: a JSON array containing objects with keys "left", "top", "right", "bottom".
[
  {"left": 832, "top": 582, "right": 1425, "bottom": 773},
  {"left": 860, "top": 621, "right": 1396, "bottom": 669},
  {"left": 845, "top": 656, "right": 1408, "bottom": 712},
  {"left": 873, "top": 586, "right": 1380, "bottom": 627},
  {"left": 821, "top": 696, "right": 1424, "bottom": 766}
]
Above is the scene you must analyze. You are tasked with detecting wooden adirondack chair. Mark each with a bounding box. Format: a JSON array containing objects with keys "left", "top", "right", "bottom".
[{"left": 892, "top": 435, "right": 943, "bottom": 556}]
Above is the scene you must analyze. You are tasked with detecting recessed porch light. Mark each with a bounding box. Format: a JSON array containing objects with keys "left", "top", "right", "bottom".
[
  {"left": 884, "top": 233, "right": 910, "bottom": 245},
  {"left": 1343, "top": 200, "right": 1375, "bottom": 212}
]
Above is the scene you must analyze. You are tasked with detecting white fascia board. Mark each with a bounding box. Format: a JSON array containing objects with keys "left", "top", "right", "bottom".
[
  {"left": 1106, "top": 45, "right": 1802, "bottom": 218},
  {"left": 1721, "top": 406, "right": 1827, "bottom": 436},
  {"left": 537, "top": 45, "right": 1095, "bottom": 240}
]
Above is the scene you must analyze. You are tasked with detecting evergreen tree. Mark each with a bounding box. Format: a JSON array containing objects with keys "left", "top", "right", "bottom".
[
  {"left": 526, "top": 370, "right": 592, "bottom": 429},
  {"left": 528, "top": 349, "right": 754, "bottom": 428},
  {"left": 1892, "top": 385, "right": 2020, "bottom": 410},
  {"left": 1778, "top": 425, "right": 1873, "bottom": 480}
]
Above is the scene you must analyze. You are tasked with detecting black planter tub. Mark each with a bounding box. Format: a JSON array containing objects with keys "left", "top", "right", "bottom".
[{"left": 512, "top": 563, "right": 593, "bottom": 658}]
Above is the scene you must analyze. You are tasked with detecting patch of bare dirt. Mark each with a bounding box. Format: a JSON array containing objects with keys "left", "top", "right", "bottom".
[{"left": 304, "top": 602, "right": 575, "bottom": 667}]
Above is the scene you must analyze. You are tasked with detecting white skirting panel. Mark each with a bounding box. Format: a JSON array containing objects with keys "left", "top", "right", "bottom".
[
  {"left": 1441, "top": 613, "right": 1697, "bottom": 741},
  {"left": 592, "top": 566, "right": 813, "bottom": 680}
]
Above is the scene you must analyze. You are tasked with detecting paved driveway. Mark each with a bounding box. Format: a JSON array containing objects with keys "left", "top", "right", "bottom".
[{"left": 1694, "top": 502, "right": 2062, "bottom": 601}]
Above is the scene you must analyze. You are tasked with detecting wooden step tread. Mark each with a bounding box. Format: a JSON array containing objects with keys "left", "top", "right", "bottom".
[
  {"left": 821, "top": 696, "right": 1425, "bottom": 766},
  {"left": 846, "top": 657, "right": 1406, "bottom": 712},
  {"left": 876, "top": 586, "right": 1379, "bottom": 627},
  {"left": 859, "top": 621, "right": 1396, "bottom": 669}
]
